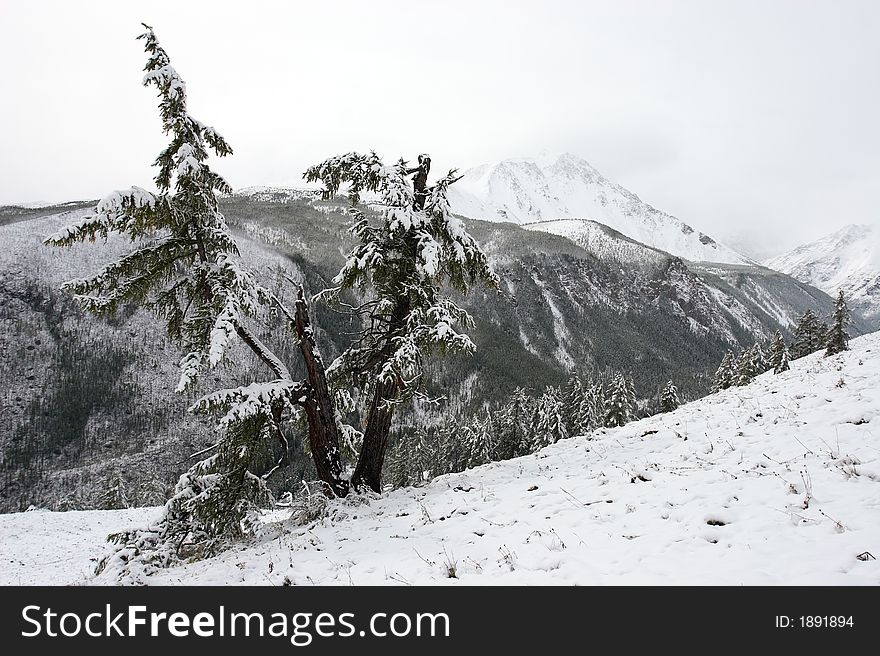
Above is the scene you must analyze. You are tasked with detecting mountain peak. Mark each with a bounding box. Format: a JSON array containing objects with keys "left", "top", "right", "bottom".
[
  {"left": 766, "top": 223, "right": 879, "bottom": 326},
  {"left": 448, "top": 153, "right": 750, "bottom": 265}
]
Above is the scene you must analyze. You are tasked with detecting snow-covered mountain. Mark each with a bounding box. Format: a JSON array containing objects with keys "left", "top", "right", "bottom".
[
  {"left": 448, "top": 153, "right": 752, "bottom": 265},
  {"left": 766, "top": 224, "right": 880, "bottom": 326},
  {"left": 3, "top": 330, "right": 878, "bottom": 585}
]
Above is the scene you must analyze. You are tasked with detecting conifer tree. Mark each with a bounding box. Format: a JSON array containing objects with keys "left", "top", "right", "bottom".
[
  {"left": 791, "top": 309, "right": 827, "bottom": 359},
  {"left": 584, "top": 382, "right": 605, "bottom": 433},
  {"left": 464, "top": 411, "right": 495, "bottom": 468},
  {"left": 496, "top": 388, "right": 534, "bottom": 459},
  {"left": 624, "top": 375, "right": 639, "bottom": 418},
  {"left": 101, "top": 468, "right": 131, "bottom": 510},
  {"left": 50, "top": 26, "right": 346, "bottom": 573},
  {"left": 534, "top": 387, "right": 568, "bottom": 448},
  {"left": 304, "top": 152, "right": 498, "bottom": 492},
  {"left": 659, "top": 380, "right": 680, "bottom": 413},
  {"left": 560, "top": 375, "right": 585, "bottom": 434},
  {"left": 386, "top": 437, "right": 413, "bottom": 489},
  {"left": 749, "top": 342, "right": 769, "bottom": 377},
  {"left": 767, "top": 330, "right": 790, "bottom": 374},
  {"left": 402, "top": 428, "right": 439, "bottom": 485},
  {"left": 603, "top": 373, "right": 632, "bottom": 428},
  {"left": 712, "top": 351, "right": 735, "bottom": 392},
  {"left": 732, "top": 348, "right": 754, "bottom": 386},
  {"left": 825, "top": 290, "right": 851, "bottom": 356}
]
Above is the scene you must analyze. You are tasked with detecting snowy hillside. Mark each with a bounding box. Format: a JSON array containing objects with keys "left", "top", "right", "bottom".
[
  {"left": 513, "top": 217, "right": 837, "bottom": 337},
  {"left": 3, "top": 331, "right": 878, "bottom": 585},
  {"left": 766, "top": 224, "right": 880, "bottom": 327},
  {"left": 231, "top": 186, "right": 320, "bottom": 204},
  {"left": 524, "top": 218, "right": 671, "bottom": 267},
  {"left": 448, "top": 153, "right": 751, "bottom": 265}
]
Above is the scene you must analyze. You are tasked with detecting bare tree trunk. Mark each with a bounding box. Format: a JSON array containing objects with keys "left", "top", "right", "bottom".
[
  {"left": 350, "top": 379, "right": 397, "bottom": 493},
  {"left": 350, "top": 296, "right": 409, "bottom": 493},
  {"left": 293, "top": 289, "right": 349, "bottom": 497}
]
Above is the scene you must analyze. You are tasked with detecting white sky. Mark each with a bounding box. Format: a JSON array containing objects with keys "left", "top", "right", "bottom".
[{"left": 1, "top": 0, "right": 878, "bottom": 256}]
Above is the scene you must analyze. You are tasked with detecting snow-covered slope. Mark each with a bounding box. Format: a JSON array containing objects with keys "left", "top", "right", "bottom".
[
  {"left": 231, "top": 186, "right": 320, "bottom": 203},
  {"left": 448, "top": 153, "right": 752, "bottom": 265},
  {"left": 4, "top": 331, "right": 879, "bottom": 585},
  {"left": 523, "top": 218, "right": 670, "bottom": 267},
  {"left": 766, "top": 224, "right": 880, "bottom": 327}
]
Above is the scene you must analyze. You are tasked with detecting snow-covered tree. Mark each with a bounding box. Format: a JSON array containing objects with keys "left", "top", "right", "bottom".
[
  {"left": 463, "top": 411, "right": 495, "bottom": 467},
  {"left": 560, "top": 375, "right": 584, "bottom": 433},
  {"left": 533, "top": 387, "right": 568, "bottom": 448},
  {"left": 100, "top": 468, "right": 131, "bottom": 510},
  {"left": 304, "top": 152, "right": 498, "bottom": 491},
  {"left": 791, "top": 309, "right": 827, "bottom": 359},
  {"left": 603, "top": 373, "right": 632, "bottom": 428},
  {"left": 388, "top": 428, "right": 438, "bottom": 488},
  {"left": 659, "top": 380, "right": 680, "bottom": 413},
  {"left": 50, "top": 26, "right": 347, "bottom": 571},
  {"left": 749, "top": 342, "right": 768, "bottom": 375},
  {"left": 712, "top": 351, "right": 735, "bottom": 392},
  {"left": 732, "top": 349, "right": 753, "bottom": 386},
  {"left": 768, "top": 330, "right": 790, "bottom": 374},
  {"left": 624, "top": 374, "right": 639, "bottom": 417},
  {"left": 583, "top": 382, "right": 605, "bottom": 433},
  {"left": 825, "top": 290, "right": 851, "bottom": 356},
  {"left": 495, "top": 387, "right": 534, "bottom": 459}
]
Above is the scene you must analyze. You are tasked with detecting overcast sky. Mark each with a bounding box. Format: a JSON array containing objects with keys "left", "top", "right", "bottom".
[{"left": 1, "top": 0, "right": 878, "bottom": 257}]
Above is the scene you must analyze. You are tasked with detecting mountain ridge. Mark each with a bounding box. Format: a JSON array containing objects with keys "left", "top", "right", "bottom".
[
  {"left": 447, "top": 152, "right": 752, "bottom": 266},
  {"left": 766, "top": 223, "right": 879, "bottom": 327}
]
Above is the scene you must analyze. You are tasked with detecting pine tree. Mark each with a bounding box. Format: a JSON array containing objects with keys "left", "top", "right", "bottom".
[
  {"left": 585, "top": 382, "right": 605, "bottom": 432},
  {"left": 52, "top": 26, "right": 346, "bottom": 574},
  {"left": 732, "top": 349, "right": 754, "bottom": 386},
  {"left": 659, "top": 380, "right": 680, "bottom": 413},
  {"left": 534, "top": 387, "right": 568, "bottom": 448},
  {"left": 496, "top": 388, "right": 534, "bottom": 459},
  {"left": 825, "top": 290, "right": 851, "bottom": 356},
  {"left": 791, "top": 310, "right": 827, "bottom": 359},
  {"left": 712, "top": 351, "right": 735, "bottom": 392},
  {"left": 767, "top": 330, "right": 790, "bottom": 374},
  {"left": 305, "top": 152, "right": 498, "bottom": 492},
  {"left": 463, "top": 411, "right": 495, "bottom": 468},
  {"left": 49, "top": 26, "right": 280, "bottom": 554},
  {"left": 624, "top": 375, "right": 638, "bottom": 418},
  {"left": 101, "top": 468, "right": 130, "bottom": 510},
  {"left": 749, "top": 342, "right": 768, "bottom": 375},
  {"left": 574, "top": 378, "right": 602, "bottom": 436},
  {"left": 386, "top": 437, "right": 413, "bottom": 489},
  {"left": 560, "top": 375, "right": 585, "bottom": 435},
  {"left": 603, "top": 373, "right": 632, "bottom": 428}
]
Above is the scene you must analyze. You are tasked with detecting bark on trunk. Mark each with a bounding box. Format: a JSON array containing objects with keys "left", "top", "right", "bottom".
[
  {"left": 350, "top": 378, "right": 397, "bottom": 493},
  {"left": 350, "top": 296, "right": 409, "bottom": 493},
  {"left": 293, "top": 289, "right": 349, "bottom": 497}
]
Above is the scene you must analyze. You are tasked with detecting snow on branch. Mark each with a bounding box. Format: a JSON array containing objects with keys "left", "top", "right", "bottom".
[
  {"left": 44, "top": 187, "right": 161, "bottom": 246},
  {"left": 190, "top": 379, "right": 304, "bottom": 429}
]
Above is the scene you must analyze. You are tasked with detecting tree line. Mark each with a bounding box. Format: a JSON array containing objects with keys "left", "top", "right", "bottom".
[
  {"left": 711, "top": 291, "right": 851, "bottom": 392},
  {"left": 387, "top": 370, "right": 681, "bottom": 488}
]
